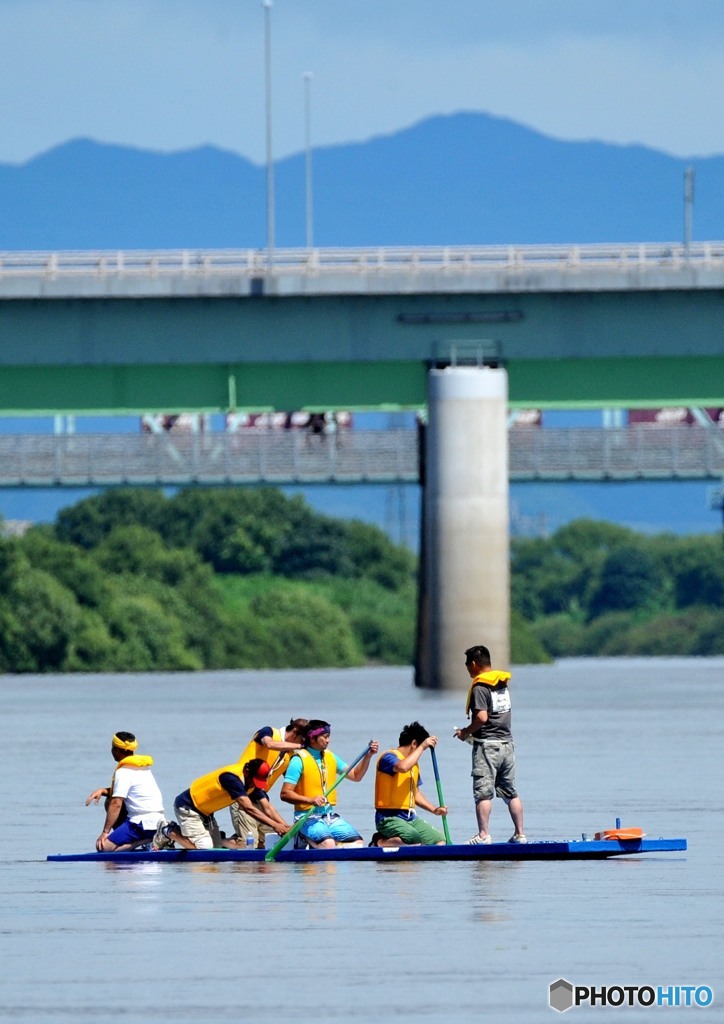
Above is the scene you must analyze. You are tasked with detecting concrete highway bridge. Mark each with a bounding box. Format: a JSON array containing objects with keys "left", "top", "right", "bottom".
[
  {"left": 0, "top": 240, "right": 722, "bottom": 415},
  {"left": 1, "top": 240, "right": 721, "bottom": 688}
]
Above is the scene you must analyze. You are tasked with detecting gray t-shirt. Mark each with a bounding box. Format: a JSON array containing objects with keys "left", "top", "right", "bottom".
[{"left": 469, "top": 682, "right": 513, "bottom": 740}]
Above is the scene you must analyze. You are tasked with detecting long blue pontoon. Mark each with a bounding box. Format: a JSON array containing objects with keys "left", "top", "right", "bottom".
[{"left": 48, "top": 836, "right": 686, "bottom": 864}]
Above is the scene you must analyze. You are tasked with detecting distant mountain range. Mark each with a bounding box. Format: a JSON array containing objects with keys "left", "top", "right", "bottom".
[{"left": 1, "top": 112, "right": 722, "bottom": 250}]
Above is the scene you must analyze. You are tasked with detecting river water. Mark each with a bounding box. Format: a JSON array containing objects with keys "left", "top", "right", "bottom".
[{"left": 1, "top": 659, "right": 722, "bottom": 1022}]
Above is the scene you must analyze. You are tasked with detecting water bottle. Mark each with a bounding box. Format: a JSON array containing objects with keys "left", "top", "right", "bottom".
[{"left": 245, "top": 832, "right": 254, "bottom": 849}]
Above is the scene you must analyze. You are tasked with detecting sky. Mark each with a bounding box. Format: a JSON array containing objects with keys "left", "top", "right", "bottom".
[{"left": 2, "top": 0, "right": 724, "bottom": 166}]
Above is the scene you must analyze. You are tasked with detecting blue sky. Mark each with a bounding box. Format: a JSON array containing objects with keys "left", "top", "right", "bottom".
[{"left": 2, "top": 1, "right": 724, "bottom": 165}]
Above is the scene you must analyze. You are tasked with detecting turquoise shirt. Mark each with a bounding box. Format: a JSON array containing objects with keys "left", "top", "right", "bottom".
[{"left": 284, "top": 748, "right": 348, "bottom": 818}]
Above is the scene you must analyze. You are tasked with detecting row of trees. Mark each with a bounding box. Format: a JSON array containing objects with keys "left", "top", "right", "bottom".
[
  {"left": 0, "top": 488, "right": 416, "bottom": 673},
  {"left": 0, "top": 489, "right": 720, "bottom": 673},
  {"left": 511, "top": 519, "right": 724, "bottom": 658}
]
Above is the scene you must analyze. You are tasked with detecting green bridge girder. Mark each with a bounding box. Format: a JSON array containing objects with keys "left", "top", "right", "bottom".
[{"left": 0, "top": 286, "right": 721, "bottom": 415}]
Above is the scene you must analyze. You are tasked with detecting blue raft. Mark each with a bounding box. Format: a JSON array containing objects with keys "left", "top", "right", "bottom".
[{"left": 48, "top": 836, "right": 686, "bottom": 864}]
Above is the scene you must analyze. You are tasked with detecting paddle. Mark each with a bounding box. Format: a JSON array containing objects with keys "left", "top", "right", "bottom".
[
  {"left": 430, "top": 746, "right": 452, "bottom": 845},
  {"left": 265, "top": 742, "right": 373, "bottom": 862}
]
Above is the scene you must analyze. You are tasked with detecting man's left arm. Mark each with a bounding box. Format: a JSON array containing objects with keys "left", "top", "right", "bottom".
[{"left": 414, "top": 790, "right": 447, "bottom": 816}]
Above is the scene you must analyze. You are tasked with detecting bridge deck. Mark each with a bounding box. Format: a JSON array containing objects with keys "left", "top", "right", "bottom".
[{"left": 0, "top": 427, "right": 720, "bottom": 487}]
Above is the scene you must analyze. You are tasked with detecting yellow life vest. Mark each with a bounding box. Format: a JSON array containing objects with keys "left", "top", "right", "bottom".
[
  {"left": 238, "top": 727, "right": 289, "bottom": 789},
  {"left": 374, "top": 748, "right": 418, "bottom": 811},
  {"left": 465, "top": 671, "right": 512, "bottom": 714},
  {"left": 292, "top": 748, "right": 338, "bottom": 811},
  {"left": 189, "top": 763, "right": 245, "bottom": 816},
  {"left": 110, "top": 754, "right": 154, "bottom": 795}
]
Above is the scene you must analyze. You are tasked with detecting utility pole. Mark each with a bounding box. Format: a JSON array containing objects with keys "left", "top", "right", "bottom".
[
  {"left": 303, "top": 71, "right": 314, "bottom": 249},
  {"left": 684, "top": 165, "right": 695, "bottom": 256},
  {"left": 263, "top": 0, "right": 275, "bottom": 264}
]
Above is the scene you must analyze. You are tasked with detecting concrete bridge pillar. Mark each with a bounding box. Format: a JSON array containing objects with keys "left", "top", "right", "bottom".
[{"left": 415, "top": 366, "right": 510, "bottom": 690}]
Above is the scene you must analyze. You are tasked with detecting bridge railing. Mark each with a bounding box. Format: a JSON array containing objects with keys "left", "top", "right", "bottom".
[
  {"left": 0, "top": 242, "right": 723, "bottom": 279},
  {"left": 0, "top": 426, "right": 720, "bottom": 487}
]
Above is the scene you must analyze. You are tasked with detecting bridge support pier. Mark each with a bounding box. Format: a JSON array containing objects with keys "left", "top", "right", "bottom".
[{"left": 415, "top": 366, "right": 510, "bottom": 690}]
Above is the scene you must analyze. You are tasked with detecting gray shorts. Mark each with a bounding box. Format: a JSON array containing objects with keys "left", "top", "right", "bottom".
[{"left": 471, "top": 739, "right": 518, "bottom": 802}]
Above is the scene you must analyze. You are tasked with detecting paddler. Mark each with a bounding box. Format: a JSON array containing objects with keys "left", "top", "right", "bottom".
[
  {"left": 85, "top": 731, "right": 166, "bottom": 852},
  {"left": 454, "top": 645, "right": 527, "bottom": 845},
  {"left": 165, "top": 758, "right": 292, "bottom": 850},
  {"left": 231, "top": 718, "right": 308, "bottom": 847},
  {"left": 280, "top": 720, "right": 379, "bottom": 848},
  {"left": 369, "top": 722, "right": 447, "bottom": 846}
]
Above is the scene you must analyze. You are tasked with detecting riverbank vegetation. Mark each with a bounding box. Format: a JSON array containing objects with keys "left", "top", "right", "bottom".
[
  {"left": 0, "top": 490, "right": 721, "bottom": 673},
  {"left": 0, "top": 488, "right": 416, "bottom": 673},
  {"left": 512, "top": 519, "right": 724, "bottom": 659}
]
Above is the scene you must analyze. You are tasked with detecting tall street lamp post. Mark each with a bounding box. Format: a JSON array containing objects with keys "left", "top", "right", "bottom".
[
  {"left": 304, "top": 71, "right": 314, "bottom": 249},
  {"left": 263, "top": 0, "right": 275, "bottom": 263}
]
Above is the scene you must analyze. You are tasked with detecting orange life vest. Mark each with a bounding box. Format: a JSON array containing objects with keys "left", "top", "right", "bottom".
[
  {"left": 292, "top": 748, "right": 338, "bottom": 811},
  {"left": 374, "top": 748, "right": 418, "bottom": 811},
  {"left": 239, "top": 727, "right": 291, "bottom": 788},
  {"left": 189, "top": 763, "right": 245, "bottom": 815}
]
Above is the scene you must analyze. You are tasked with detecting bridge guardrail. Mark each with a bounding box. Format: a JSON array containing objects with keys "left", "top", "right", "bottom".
[
  {"left": 0, "top": 242, "right": 723, "bottom": 279},
  {"left": 0, "top": 426, "right": 720, "bottom": 487}
]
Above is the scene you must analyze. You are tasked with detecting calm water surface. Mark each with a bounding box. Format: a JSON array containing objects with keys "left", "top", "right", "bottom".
[{"left": 1, "top": 659, "right": 722, "bottom": 1022}]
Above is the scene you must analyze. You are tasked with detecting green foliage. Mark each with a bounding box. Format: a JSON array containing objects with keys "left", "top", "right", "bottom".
[
  {"left": 19, "top": 527, "right": 111, "bottom": 607},
  {"left": 63, "top": 608, "right": 120, "bottom": 673},
  {"left": 613, "top": 607, "right": 724, "bottom": 657},
  {"left": 54, "top": 488, "right": 167, "bottom": 549},
  {"left": 310, "top": 576, "right": 417, "bottom": 663},
  {"left": 0, "top": 563, "right": 81, "bottom": 672},
  {"left": 0, "top": 537, "right": 25, "bottom": 594},
  {"left": 516, "top": 519, "right": 723, "bottom": 660},
  {"left": 530, "top": 613, "right": 586, "bottom": 659},
  {"left": 510, "top": 611, "right": 553, "bottom": 664},
  {"left": 105, "top": 592, "right": 202, "bottom": 671},
  {"left": 244, "top": 582, "right": 364, "bottom": 668},
  {"left": 668, "top": 537, "right": 724, "bottom": 608},
  {"left": 587, "top": 544, "right": 665, "bottom": 619},
  {"left": 338, "top": 521, "right": 416, "bottom": 590},
  {"left": 91, "top": 524, "right": 204, "bottom": 588},
  {"left": 8, "top": 487, "right": 411, "bottom": 672},
  {"left": 1, "top": 490, "right": 719, "bottom": 673}
]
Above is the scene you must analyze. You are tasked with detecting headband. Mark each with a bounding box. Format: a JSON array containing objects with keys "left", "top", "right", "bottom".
[
  {"left": 306, "top": 724, "right": 331, "bottom": 740},
  {"left": 112, "top": 734, "right": 138, "bottom": 752}
]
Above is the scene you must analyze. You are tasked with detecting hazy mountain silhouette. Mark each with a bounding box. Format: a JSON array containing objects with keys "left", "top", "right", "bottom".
[{"left": 1, "top": 112, "right": 722, "bottom": 250}]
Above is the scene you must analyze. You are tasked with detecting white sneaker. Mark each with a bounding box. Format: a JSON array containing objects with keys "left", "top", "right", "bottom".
[
  {"left": 466, "top": 834, "right": 493, "bottom": 845},
  {"left": 508, "top": 833, "right": 528, "bottom": 844},
  {"left": 152, "top": 820, "right": 177, "bottom": 850}
]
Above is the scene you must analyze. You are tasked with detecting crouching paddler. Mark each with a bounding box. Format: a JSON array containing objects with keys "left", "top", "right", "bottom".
[{"left": 166, "top": 759, "right": 291, "bottom": 850}]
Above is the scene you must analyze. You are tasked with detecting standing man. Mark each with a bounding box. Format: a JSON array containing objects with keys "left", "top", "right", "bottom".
[
  {"left": 371, "top": 722, "right": 447, "bottom": 846},
  {"left": 231, "top": 718, "right": 307, "bottom": 847},
  {"left": 85, "top": 731, "right": 165, "bottom": 852},
  {"left": 167, "top": 759, "right": 291, "bottom": 851},
  {"left": 454, "top": 645, "right": 526, "bottom": 844},
  {"left": 280, "top": 720, "right": 379, "bottom": 848}
]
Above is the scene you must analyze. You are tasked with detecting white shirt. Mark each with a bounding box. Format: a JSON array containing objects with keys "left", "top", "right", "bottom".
[{"left": 112, "top": 767, "right": 164, "bottom": 829}]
